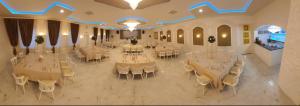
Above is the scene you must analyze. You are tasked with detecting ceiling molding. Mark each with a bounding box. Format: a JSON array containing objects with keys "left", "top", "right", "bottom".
[
  {"left": 157, "top": 15, "right": 196, "bottom": 25},
  {"left": 94, "top": 0, "right": 170, "bottom": 9},
  {"left": 0, "top": 0, "right": 75, "bottom": 15},
  {"left": 67, "top": 16, "right": 106, "bottom": 25},
  {"left": 189, "top": 0, "right": 253, "bottom": 14},
  {"left": 116, "top": 16, "right": 148, "bottom": 23}
]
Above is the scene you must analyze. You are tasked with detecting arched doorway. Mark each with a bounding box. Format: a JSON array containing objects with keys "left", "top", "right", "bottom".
[{"left": 254, "top": 25, "right": 286, "bottom": 66}]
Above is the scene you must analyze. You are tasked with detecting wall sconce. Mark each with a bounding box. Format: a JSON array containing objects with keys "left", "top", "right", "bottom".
[
  {"left": 222, "top": 33, "right": 227, "bottom": 38},
  {"left": 89, "top": 35, "right": 93, "bottom": 38},
  {"left": 38, "top": 32, "right": 45, "bottom": 36},
  {"left": 179, "top": 35, "right": 183, "bottom": 38},
  {"left": 167, "top": 34, "right": 170, "bottom": 37},
  {"left": 62, "top": 32, "right": 68, "bottom": 36},
  {"left": 196, "top": 34, "right": 201, "bottom": 38},
  {"left": 80, "top": 35, "right": 84, "bottom": 39}
]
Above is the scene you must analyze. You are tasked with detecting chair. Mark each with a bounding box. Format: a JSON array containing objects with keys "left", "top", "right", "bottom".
[
  {"left": 144, "top": 64, "right": 156, "bottom": 78},
  {"left": 10, "top": 57, "right": 18, "bottom": 65},
  {"left": 158, "top": 52, "right": 166, "bottom": 59},
  {"left": 230, "top": 66, "right": 243, "bottom": 76},
  {"left": 117, "top": 65, "right": 130, "bottom": 80},
  {"left": 166, "top": 50, "right": 173, "bottom": 59},
  {"left": 17, "top": 52, "right": 25, "bottom": 59},
  {"left": 12, "top": 73, "right": 28, "bottom": 94},
  {"left": 136, "top": 46, "right": 143, "bottom": 54},
  {"left": 61, "top": 62, "right": 75, "bottom": 83},
  {"left": 38, "top": 80, "right": 56, "bottom": 100},
  {"left": 173, "top": 50, "right": 180, "bottom": 58},
  {"left": 131, "top": 47, "right": 137, "bottom": 54},
  {"left": 76, "top": 51, "right": 86, "bottom": 62},
  {"left": 124, "top": 47, "right": 131, "bottom": 53},
  {"left": 195, "top": 73, "right": 212, "bottom": 96},
  {"left": 131, "top": 66, "right": 144, "bottom": 80},
  {"left": 184, "top": 64, "right": 194, "bottom": 79},
  {"left": 95, "top": 54, "right": 102, "bottom": 62},
  {"left": 223, "top": 74, "right": 240, "bottom": 95}
]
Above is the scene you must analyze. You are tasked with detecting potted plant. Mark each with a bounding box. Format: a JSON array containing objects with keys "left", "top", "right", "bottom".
[
  {"left": 35, "top": 35, "right": 44, "bottom": 45},
  {"left": 35, "top": 35, "right": 44, "bottom": 61}
]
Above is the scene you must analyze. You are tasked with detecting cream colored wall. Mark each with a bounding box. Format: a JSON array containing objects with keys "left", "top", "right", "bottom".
[
  {"left": 152, "top": 15, "right": 253, "bottom": 55},
  {"left": 0, "top": 18, "right": 14, "bottom": 73},
  {"left": 279, "top": 0, "right": 300, "bottom": 105},
  {"left": 247, "top": 0, "right": 290, "bottom": 57},
  {"left": 253, "top": 0, "right": 291, "bottom": 29},
  {"left": 34, "top": 19, "right": 93, "bottom": 49}
]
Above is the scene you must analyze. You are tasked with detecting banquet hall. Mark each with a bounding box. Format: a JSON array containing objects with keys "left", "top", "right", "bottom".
[{"left": 0, "top": 0, "right": 299, "bottom": 105}]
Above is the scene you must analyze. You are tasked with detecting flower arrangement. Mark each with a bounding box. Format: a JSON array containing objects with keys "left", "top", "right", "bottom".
[{"left": 35, "top": 36, "right": 44, "bottom": 44}]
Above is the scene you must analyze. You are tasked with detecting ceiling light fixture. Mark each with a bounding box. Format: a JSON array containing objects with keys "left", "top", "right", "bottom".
[
  {"left": 222, "top": 34, "right": 227, "bottom": 38},
  {"left": 268, "top": 25, "right": 281, "bottom": 33},
  {"left": 124, "top": 0, "right": 143, "bottom": 10},
  {"left": 124, "top": 21, "right": 140, "bottom": 32},
  {"left": 198, "top": 9, "right": 203, "bottom": 13},
  {"left": 60, "top": 9, "right": 64, "bottom": 13}
]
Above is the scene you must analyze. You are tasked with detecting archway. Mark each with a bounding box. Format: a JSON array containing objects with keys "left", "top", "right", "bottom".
[{"left": 254, "top": 25, "right": 286, "bottom": 66}]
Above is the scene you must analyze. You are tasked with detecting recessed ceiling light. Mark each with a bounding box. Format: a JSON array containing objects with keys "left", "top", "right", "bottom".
[
  {"left": 60, "top": 9, "right": 64, "bottom": 13},
  {"left": 198, "top": 9, "right": 203, "bottom": 13}
]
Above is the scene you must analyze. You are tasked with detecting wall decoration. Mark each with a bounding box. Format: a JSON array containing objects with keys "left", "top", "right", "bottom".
[
  {"left": 243, "top": 25, "right": 250, "bottom": 44},
  {"left": 208, "top": 36, "right": 216, "bottom": 43}
]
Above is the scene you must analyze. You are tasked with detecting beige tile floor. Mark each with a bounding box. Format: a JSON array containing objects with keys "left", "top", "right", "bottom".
[{"left": 0, "top": 48, "right": 295, "bottom": 105}]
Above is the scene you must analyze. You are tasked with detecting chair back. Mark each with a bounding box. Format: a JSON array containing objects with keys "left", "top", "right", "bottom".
[
  {"left": 144, "top": 64, "right": 155, "bottom": 72},
  {"left": 12, "top": 73, "right": 26, "bottom": 85},
  {"left": 10, "top": 57, "right": 18, "bottom": 65},
  {"left": 131, "top": 65, "right": 144, "bottom": 74},
  {"left": 159, "top": 52, "right": 166, "bottom": 56},
  {"left": 38, "top": 80, "right": 56, "bottom": 92},
  {"left": 117, "top": 65, "right": 130, "bottom": 74}
]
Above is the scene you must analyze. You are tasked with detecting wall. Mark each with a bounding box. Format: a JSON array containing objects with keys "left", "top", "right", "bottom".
[
  {"left": 279, "top": 0, "right": 300, "bottom": 105},
  {"left": 253, "top": 0, "right": 291, "bottom": 29},
  {"left": 0, "top": 18, "right": 14, "bottom": 73},
  {"left": 152, "top": 14, "right": 254, "bottom": 55}
]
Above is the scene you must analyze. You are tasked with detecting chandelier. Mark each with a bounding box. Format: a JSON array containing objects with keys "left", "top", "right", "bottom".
[
  {"left": 124, "top": 0, "right": 143, "bottom": 10},
  {"left": 268, "top": 25, "right": 282, "bottom": 33},
  {"left": 124, "top": 21, "right": 140, "bottom": 32}
]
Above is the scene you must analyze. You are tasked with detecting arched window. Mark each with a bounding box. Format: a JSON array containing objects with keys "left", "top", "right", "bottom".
[
  {"left": 167, "top": 30, "right": 172, "bottom": 42},
  {"left": 154, "top": 32, "right": 158, "bottom": 40},
  {"left": 177, "top": 29, "right": 184, "bottom": 44},
  {"left": 193, "top": 27, "right": 204, "bottom": 45},
  {"left": 217, "top": 25, "right": 231, "bottom": 46},
  {"left": 160, "top": 31, "right": 164, "bottom": 41}
]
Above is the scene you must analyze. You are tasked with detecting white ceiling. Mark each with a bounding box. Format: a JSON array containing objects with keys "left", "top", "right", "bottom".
[{"left": 0, "top": 0, "right": 274, "bottom": 30}]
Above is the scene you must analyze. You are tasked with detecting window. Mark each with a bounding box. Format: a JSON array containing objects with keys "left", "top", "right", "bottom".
[
  {"left": 217, "top": 25, "right": 231, "bottom": 46},
  {"left": 177, "top": 29, "right": 184, "bottom": 44},
  {"left": 193, "top": 27, "right": 204, "bottom": 45}
]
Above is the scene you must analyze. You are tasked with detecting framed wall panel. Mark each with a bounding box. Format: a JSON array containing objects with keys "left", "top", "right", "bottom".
[{"left": 154, "top": 32, "right": 158, "bottom": 40}]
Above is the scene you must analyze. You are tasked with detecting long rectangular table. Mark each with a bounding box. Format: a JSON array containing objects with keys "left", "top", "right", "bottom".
[{"left": 13, "top": 54, "right": 63, "bottom": 85}]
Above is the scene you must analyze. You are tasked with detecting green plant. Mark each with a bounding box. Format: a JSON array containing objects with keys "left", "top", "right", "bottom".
[{"left": 35, "top": 36, "right": 44, "bottom": 44}]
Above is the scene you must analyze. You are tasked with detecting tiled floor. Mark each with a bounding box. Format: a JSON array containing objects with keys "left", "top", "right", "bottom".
[{"left": 0, "top": 47, "right": 295, "bottom": 105}]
